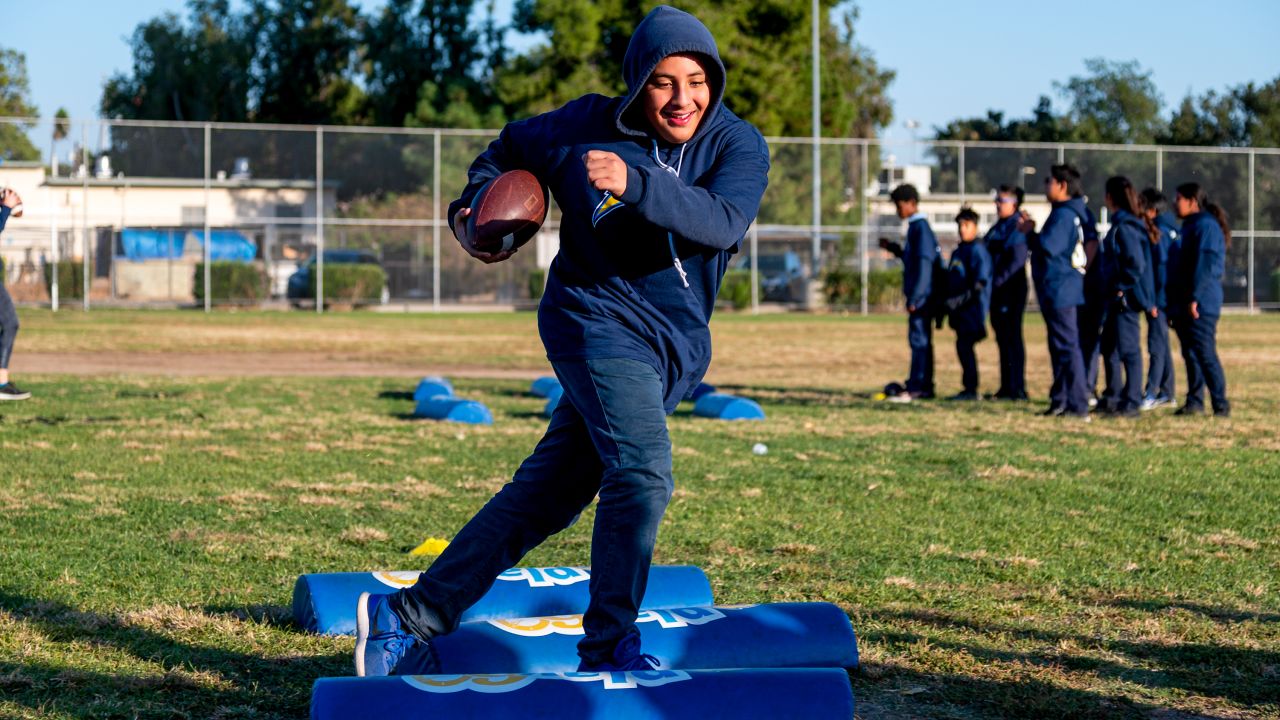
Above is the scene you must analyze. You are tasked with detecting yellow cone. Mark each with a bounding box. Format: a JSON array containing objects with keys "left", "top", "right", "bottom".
[{"left": 409, "top": 537, "right": 450, "bottom": 556}]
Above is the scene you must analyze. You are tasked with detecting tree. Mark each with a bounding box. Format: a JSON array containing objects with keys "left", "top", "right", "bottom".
[
  {"left": 249, "top": 0, "right": 365, "bottom": 125},
  {"left": 0, "top": 48, "right": 40, "bottom": 162},
  {"left": 1055, "top": 59, "right": 1164, "bottom": 145}
]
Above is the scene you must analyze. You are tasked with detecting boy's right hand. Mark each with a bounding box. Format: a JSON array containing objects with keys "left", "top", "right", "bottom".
[
  {"left": 453, "top": 207, "right": 516, "bottom": 264},
  {"left": 1, "top": 188, "right": 21, "bottom": 208}
]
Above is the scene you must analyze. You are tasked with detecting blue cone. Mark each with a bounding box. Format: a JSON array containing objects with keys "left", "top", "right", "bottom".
[
  {"left": 413, "top": 376, "right": 454, "bottom": 403},
  {"left": 530, "top": 376, "right": 562, "bottom": 398},
  {"left": 414, "top": 397, "right": 492, "bottom": 425}
]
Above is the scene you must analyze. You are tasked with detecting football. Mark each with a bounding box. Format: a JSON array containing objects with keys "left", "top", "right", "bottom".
[{"left": 466, "top": 169, "right": 548, "bottom": 254}]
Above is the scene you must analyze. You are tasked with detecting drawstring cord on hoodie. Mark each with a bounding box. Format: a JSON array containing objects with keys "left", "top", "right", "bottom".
[{"left": 651, "top": 140, "right": 690, "bottom": 288}]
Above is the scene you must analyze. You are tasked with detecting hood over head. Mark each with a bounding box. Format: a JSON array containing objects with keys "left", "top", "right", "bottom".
[{"left": 616, "top": 5, "right": 726, "bottom": 143}]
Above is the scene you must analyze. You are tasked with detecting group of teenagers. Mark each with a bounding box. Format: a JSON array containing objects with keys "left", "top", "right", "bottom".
[{"left": 880, "top": 165, "right": 1232, "bottom": 420}]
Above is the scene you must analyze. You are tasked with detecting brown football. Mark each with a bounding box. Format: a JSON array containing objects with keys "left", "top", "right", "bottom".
[{"left": 467, "top": 170, "right": 548, "bottom": 254}]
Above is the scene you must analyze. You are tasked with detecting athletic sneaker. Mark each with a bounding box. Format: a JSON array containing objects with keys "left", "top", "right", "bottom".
[
  {"left": 946, "top": 391, "right": 979, "bottom": 401},
  {"left": 355, "top": 592, "right": 420, "bottom": 677},
  {"left": 1087, "top": 397, "right": 1098, "bottom": 409},
  {"left": 1173, "top": 404, "right": 1204, "bottom": 416},
  {"left": 1041, "top": 405, "right": 1066, "bottom": 417},
  {"left": 1139, "top": 395, "right": 1157, "bottom": 411},
  {"left": 0, "top": 382, "right": 31, "bottom": 401},
  {"left": 578, "top": 630, "right": 660, "bottom": 672}
]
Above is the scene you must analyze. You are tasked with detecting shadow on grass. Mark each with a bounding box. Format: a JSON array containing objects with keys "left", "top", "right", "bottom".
[
  {"left": 863, "top": 606, "right": 1280, "bottom": 713},
  {"left": 0, "top": 590, "right": 344, "bottom": 720},
  {"left": 0, "top": 414, "right": 125, "bottom": 426},
  {"left": 377, "top": 390, "right": 414, "bottom": 401}
]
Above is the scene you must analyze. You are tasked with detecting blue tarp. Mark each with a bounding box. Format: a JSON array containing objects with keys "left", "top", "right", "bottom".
[{"left": 119, "top": 229, "right": 256, "bottom": 262}]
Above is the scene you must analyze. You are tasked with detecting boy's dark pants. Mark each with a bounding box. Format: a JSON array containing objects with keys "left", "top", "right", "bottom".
[
  {"left": 1100, "top": 301, "right": 1143, "bottom": 412},
  {"left": 392, "top": 357, "right": 674, "bottom": 666},
  {"left": 1043, "top": 304, "right": 1089, "bottom": 414},
  {"left": 1174, "top": 313, "right": 1229, "bottom": 414},
  {"left": 1145, "top": 311, "right": 1174, "bottom": 399},
  {"left": 1078, "top": 297, "right": 1104, "bottom": 398},
  {"left": 955, "top": 331, "right": 984, "bottom": 394},
  {"left": 991, "top": 300, "right": 1026, "bottom": 398},
  {"left": 906, "top": 309, "right": 935, "bottom": 395}
]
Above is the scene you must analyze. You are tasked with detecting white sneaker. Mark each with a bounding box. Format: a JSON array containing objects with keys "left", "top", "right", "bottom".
[
  {"left": 885, "top": 393, "right": 914, "bottom": 404},
  {"left": 1088, "top": 397, "right": 1098, "bottom": 409},
  {"left": 0, "top": 382, "right": 31, "bottom": 401},
  {"left": 1140, "top": 396, "right": 1157, "bottom": 411}
]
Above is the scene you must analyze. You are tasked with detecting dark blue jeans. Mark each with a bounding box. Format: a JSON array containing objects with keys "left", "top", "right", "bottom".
[
  {"left": 0, "top": 284, "right": 18, "bottom": 369},
  {"left": 906, "top": 310, "right": 934, "bottom": 395},
  {"left": 955, "top": 331, "right": 983, "bottom": 394},
  {"left": 1100, "top": 300, "right": 1143, "bottom": 412},
  {"left": 1174, "top": 313, "right": 1229, "bottom": 413},
  {"left": 392, "top": 357, "right": 674, "bottom": 665},
  {"left": 1145, "top": 311, "right": 1174, "bottom": 399},
  {"left": 1043, "top": 305, "right": 1088, "bottom": 414},
  {"left": 1078, "top": 298, "right": 1105, "bottom": 398}
]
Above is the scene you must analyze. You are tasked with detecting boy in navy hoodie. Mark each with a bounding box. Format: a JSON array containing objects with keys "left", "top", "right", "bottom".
[
  {"left": 880, "top": 183, "right": 940, "bottom": 402},
  {"left": 1020, "top": 164, "right": 1090, "bottom": 420},
  {"left": 353, "top": 6, "right": 770, "bottom": 677},
  {"left": 944, "top": 207, "right": 992, "bottom": 400},
  {"left": 984, "top": 185, "right": 1029, "bottom": 400}
]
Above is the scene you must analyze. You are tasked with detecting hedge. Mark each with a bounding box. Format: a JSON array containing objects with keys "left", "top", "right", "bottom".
[
  {"left": 193, "top": 262, "right": 270, "bottom": 303},
  {"left": 307, "top": 263, "right": 387, "bottom": 305},
  {"left": 717, "top": 269, "right": 760, "bottom": 310},
  {"left": 43, "top": 262, "right": 85, "bottom": 299},
  {"left": 528, "top": 268, "right": 546, "bottom": 300},
  {"left": 822, "top": 267, "right": 903, "bottom": 308}
]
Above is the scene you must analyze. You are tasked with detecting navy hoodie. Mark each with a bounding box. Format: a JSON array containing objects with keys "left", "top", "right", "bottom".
[
  {"left": 1101, "top": 209, "right": 1153, "bottom": 312},
  {"left": 0, "top": 205, "right": 10, "bottom": 233},
  {"left": 946, "top": 240, "right": 992, "bottom": 337},
  {"left": 447, "top": 6, "right": 770, "bottom": 412},
  {"left": 1170, "top": 212, "right": 1226, "bottom": 316},
  {"left": 1029, "top": 197, "right": 1089, "bottom": 310},
  {"left": 902, "top": 215, "right": 940, "bottom": 311},
  {"left": 1150, "top": 213, "right": 1178, "bottom": 309},
  {"left": 983, "top": 213, "right": 1027, "bottom": 311}
]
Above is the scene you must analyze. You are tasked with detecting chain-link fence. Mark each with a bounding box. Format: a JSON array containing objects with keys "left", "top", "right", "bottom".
[{"left": 2, "top": 116, "right": 1277, "bottom": 313}]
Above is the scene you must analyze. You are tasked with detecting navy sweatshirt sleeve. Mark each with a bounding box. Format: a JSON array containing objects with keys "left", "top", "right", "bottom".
[
  {"left": 1115, "top": 221, "right": 1149, "bottom": 309},
  {"left": 991, "top": 227, "right": 1027, "bottom": 290},
  {"left": 0, "top": 205, "right": 10, "bottom": 233},
  {"left": 904, "top": 221, "right": 938, "bottom": 310},
  {"left": 445, "top": 108, "right": 559, "bottom": 235},
  {"left": 618, "top": 125, "right": 770, "bottom": 250}
]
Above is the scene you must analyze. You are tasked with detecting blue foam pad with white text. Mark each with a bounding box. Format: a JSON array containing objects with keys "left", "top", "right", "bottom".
[
  {"left": 430, "top": 602, "right": 857, "bottom": 673},
  {"left": 293, "top": 565, "right": 714, "bottom": 635},
  {"left": 311, "top": 668, "right": 854, "bottom": 720}
]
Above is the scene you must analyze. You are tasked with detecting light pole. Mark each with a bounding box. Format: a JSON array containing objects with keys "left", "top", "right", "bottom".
[
  {"left": 1019, "top": 165, "right": 1036, "bottom": 191},
  {"left": 905, "top": 119, "right": 920, "bottom": 164}
]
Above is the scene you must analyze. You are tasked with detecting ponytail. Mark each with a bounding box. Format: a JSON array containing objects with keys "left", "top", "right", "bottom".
[
  {"left": 1176, "top": 182, "right": 1232, "bottom": 249},
  {"left": 1106, "top": 175, "right": 1160, "bottom": 244}
]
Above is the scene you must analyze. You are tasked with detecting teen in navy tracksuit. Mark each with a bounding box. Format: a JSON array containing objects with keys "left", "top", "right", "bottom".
[
  {"left": 0, "top": 188, "right": 29, "bottom": 401},
  {"left": 354, "top": 5, "right": 771, "bottom": 677},
  {"left": 1024, "top": 164, "right": 1090, "bottom": 419},
  {"left": 1170, "top": 183, "right": 1231, "bottom": 417},
  {"left": 1097, "top": 177, "right": 1155, "bottom": 416},
  {"left": 985, "top": 185, "right": 1028, "bottom": 400},
  {"left": 945, "top": 207, "right": 992, "bottom": 400},
  {"left": 883, "top": 183, "right": 940, "bottom": 400},
  {"left": 1141, "top": 188, "right": 1177, "bottom": 408}
]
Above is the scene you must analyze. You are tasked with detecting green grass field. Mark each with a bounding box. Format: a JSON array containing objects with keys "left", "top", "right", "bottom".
[{"left": 2, "top": 310, "right": 1278, "bottom": 719}]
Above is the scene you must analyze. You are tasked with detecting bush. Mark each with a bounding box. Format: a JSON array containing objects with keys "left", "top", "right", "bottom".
[
  {"left": 193, "top": 262, "right": 269, "bottom": 304},
  {"left": 43, "top": 261, "right": 84, "bottom": 299},
  {"left": 528, "top": 268, "right": 546, "bottom": 300},
  {"left": 308, "top": 263, "right": 386, "bottom": 305},
  {"left": 822, "top": 267, "right": 903, "bottom": 309},
  {"left": 717, "top": 269, "right": 759, "bottom": 310}
]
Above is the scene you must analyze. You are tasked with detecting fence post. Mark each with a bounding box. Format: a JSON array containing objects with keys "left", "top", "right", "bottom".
[
  {"left": 48, "top": 185, "right": 58, "bottom": 312},
  {"left": 749, "top": 220, "right": 758, "bottom": 314},
  {"left": 316, "top": 126, "right": 325, "bottom": 314},
  {"left": 203, "top": 123, "right": 211, "bottom": 313},
  {"left": 1156, "top": 147, "right": 1164, "bottom": 190},
  {"left": 860, "top": 142, "right": 869, "bottom": 316},
  {"left": 81, "top": 121, "right": 90, "bottom": 311},
  {"left": 958, "top": 143, "right": 966, "bottom": 203},
  {"left": 1057, "top": 144, "right": 1065, "bottom": 163},
  {"left": 433, "top": 130, "right": 441, "bottom": 312},
  {"left": 1248, "top": 150, "right": 1256, "bottom": 314}
]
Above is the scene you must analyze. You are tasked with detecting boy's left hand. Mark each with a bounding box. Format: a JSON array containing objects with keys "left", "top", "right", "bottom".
[{"left": 583, "top": 150, "right": 628, "bottom": 197}]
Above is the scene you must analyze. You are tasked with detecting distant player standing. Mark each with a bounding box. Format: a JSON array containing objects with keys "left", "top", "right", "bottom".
[
  {"left": 354, "top": 5, "right": 770, "bottom": 676},
  {"left": 0, "top": 188, "right": 30, "bottom": 401}
]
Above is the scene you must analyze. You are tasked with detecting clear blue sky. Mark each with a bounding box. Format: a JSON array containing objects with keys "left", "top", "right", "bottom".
[{"left": 9, "top": 0, "right": 1280, "bottom": 142}]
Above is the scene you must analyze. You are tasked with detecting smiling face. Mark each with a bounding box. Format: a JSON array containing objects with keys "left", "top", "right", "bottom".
[{"left": 641, "top": 53, "right": 711, "bottom": 144}]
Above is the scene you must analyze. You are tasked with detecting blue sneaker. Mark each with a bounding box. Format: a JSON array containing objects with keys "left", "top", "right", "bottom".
[
  {"left": 355, "top": 592, "right": 417, "bottom": 676},
  {"left": 577, "top": 630, "right": 660, "bottom": 672}
]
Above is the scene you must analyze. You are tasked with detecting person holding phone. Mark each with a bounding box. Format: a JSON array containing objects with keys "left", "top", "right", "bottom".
[{"left": 0, "top": 188, "right": 30, "bottom": 400}]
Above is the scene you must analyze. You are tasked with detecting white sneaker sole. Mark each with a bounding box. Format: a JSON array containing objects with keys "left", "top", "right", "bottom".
[
  {"left": 0, "top": 393, "right": 31, "bottom": 401},
  {"left": 354, "top": 591, "right": 371, "bottom": 677}
]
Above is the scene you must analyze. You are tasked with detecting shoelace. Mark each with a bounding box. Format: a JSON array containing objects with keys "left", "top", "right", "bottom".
[{"left": 651, "top": 140, "right": 690, "bottom": 289}]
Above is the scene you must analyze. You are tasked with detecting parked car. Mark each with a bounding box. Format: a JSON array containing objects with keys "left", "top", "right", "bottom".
[
  {"left": 733, "top": 250, "right": 807, "bottom": 302},
  {"left": 287, "top": 249, "right": 390, "bottom": 305}
]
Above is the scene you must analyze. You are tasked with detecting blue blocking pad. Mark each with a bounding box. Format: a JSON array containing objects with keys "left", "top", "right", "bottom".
[
  {"left": 292, "top": 566, "right": 714, "bottom": 635},
  {"left": 311, "top": 668, "right": 854, "bottom": 720},
  {"left": 692, "top": 393, "right": 766, "bottom": 420},
  {"left": 413, "top": 376, "right": 454, "bottom": 403},
  {"left": 530, "top": 376, "right": 562, "bottom": 398},
  {"left": 542, "top": 384, "right": 564, "bottom": 418},
  {"left": 431, "top": 602, "right": 857, "bottom": 674},
  {"left": 413, "top": 397, "right": 493, "bottom": 424},
  {"left": 689, "top": 382, "right": 717, "bottom": 401}
]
